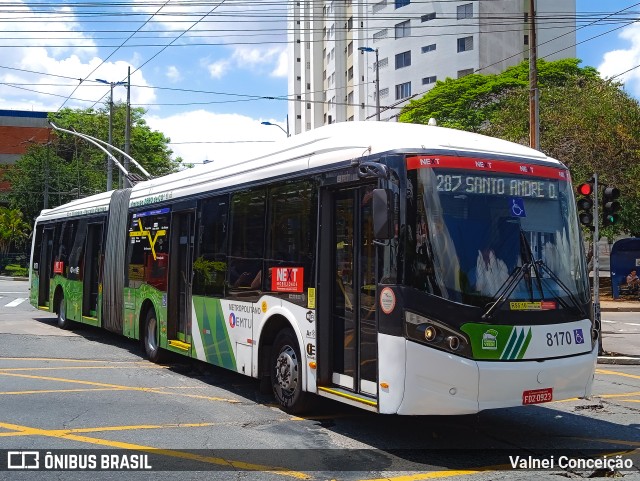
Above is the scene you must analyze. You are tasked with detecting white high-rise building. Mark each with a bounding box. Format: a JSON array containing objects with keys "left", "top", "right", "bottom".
[{"left": 288, "top": 0, "right": 576, "bottom": 135}]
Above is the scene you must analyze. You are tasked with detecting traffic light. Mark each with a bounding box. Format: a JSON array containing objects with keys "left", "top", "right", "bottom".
[
  {"left": 576, "top": 180, "right": 594, "bottom": 228},
  {"left": 602, "top": 186, "right": 620, "bottom": 227}
]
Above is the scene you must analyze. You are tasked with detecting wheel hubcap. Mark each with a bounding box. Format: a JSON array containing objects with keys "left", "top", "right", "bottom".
[{"left": 275, "top": 345, "right": 299, "bottom": 392}]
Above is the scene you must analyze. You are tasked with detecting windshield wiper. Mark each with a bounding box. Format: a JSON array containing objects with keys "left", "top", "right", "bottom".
[
  {"left": 534, "top": 260, "right": 588, "bottom": 318},
  {"left": 482, "top": 231, "right": 538, "bottom": 320},
  {"left": 482, "top": 232, "right": 588, "bottom": 320},
  {"left": 481, "top": 262, "right": 532, "bottom": 320}
]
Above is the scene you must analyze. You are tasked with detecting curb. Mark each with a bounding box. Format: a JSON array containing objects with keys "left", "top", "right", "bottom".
[
  {"left": 601, "top": 307, "right": 640, "bottom": 312},
  {"left": 0, "top": 276, "right": 28, "bottom": 281},
  {"left": 597, "top": 356, "right": 640, "bottom": 365}
]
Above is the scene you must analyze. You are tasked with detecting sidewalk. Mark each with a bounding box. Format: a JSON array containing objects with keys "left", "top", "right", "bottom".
[{"left": 600, "top": 298, "right": 640, "bottom": 312}]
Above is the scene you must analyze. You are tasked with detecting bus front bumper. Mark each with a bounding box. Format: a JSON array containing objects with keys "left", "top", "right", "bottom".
[{"left": 392, "top": 338, "right": 597, "bottom": 415}]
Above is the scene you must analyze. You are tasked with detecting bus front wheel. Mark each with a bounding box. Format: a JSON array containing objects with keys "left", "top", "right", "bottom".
[
  {"left": 57, "top": 293, "right": 71, "bottom": 330},
  {"left": 143, "top": 309, "right": 166, "bottom": 363},
  {"left": 270, "top": 329, "right": 309, "bottom": 414}
]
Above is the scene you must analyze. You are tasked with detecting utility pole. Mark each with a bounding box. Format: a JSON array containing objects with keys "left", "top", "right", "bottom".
[
  {"left": 529, "top": 0, "right": 540, "bottom": 150},
  {"left": 124, "top": 67, "right": 132, "bottom": 188},
  {"left": 592, "top": 173, "right": 602, "bottom": 354},
  {"left": 44, "top": 142, "right": 50, "bottom": 209},
  {"left": 358, "top": 47, "right": 380, "bottom": 121},
  {"left": 374, "top": 48, "right": 380, "bottom": 121},
  {"left": 96, "top": 78, "right": 126, "bottom": 191}
]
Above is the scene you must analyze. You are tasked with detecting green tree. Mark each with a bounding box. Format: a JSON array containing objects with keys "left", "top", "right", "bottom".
[
  {"left": 0, "top": 207, "right": 31, "bottom": 255},
  {"left": 7, "top": 105, "right": 181, "bottom": 221},
  {"left": 399, "top": 58, "right": 640, "bottom": 237},
  {"left": 400, "top": 58, "right": 599, "bottom": 130}
]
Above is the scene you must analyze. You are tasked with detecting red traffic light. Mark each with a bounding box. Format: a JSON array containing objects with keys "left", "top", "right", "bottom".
[{"left": 577, "top": 183, "right": 593, "bottom": 196}]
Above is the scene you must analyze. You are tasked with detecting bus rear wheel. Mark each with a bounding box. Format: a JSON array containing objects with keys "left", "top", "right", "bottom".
[
  {"left": 56, "top": 293, "right": 71, "bottom": 330},
  {"left": 143, "top": 309, "right": 166, "bottom": 363},
  {"left": 270, "top": 329, "right": 309, "bottom": 414}
]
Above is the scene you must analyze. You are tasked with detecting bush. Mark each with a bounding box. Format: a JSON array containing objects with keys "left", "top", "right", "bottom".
[{"left": 4, "top": 264, "right": 28, "bottom": 277}]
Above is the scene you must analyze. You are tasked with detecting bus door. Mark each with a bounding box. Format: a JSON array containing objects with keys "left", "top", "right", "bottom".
[
  {"left": 168, "top": 209, "right": 196, "bottom": 350},
  {"left": 38, "top": 226, "right": 55, "bottom": 307},
  {"left": 82, "top": 222, "right": 104, "bottom": 318},
  {"left": 326, "top": 185, "right": 378, "bottom": 397}
]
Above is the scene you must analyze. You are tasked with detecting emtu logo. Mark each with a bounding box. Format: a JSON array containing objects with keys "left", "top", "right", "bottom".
[{"left": 228, "top": 313, "right": 236, "bottom": 328}]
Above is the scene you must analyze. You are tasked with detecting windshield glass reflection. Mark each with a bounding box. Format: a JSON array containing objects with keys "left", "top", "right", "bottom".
[{"left": 407, "top": 162, "right": 589, "bottom": 310}]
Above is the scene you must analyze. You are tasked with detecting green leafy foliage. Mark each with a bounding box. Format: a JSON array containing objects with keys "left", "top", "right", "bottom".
[
  {"left": 400, "top": 58, "right": 640, "bottom": 238},
  {"left": 3, "top": 264, "right": 28, "bottom": 277},
  {"left": 0, "top": 208, "right": 31, "bottom": 255}
]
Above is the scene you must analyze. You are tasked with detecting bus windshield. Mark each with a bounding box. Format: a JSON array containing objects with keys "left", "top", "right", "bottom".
[{"left": 407, "top": 156, "right": 590, "bottom": 311}]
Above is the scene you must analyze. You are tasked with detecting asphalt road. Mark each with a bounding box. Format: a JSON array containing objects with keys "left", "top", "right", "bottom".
[{"left": 0, "top": 279, "right": 638, "bottom": 480}]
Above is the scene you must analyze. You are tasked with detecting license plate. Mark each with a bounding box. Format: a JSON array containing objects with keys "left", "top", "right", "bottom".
[{"left": 522, "top": 388, "right": 553, "bottom": 405}]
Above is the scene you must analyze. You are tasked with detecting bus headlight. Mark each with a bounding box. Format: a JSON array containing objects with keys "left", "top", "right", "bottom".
[{"left": 405, "top": 311, "right": 472, "bottom": 358}]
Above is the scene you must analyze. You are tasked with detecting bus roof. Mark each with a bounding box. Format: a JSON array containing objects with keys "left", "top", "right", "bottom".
[{"left": 36, "top": 121, "right": 559, "bottom": 222}]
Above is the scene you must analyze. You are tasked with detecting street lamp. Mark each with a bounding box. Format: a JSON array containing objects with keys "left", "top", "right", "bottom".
[
  {"left": 359, "top": 46, "right": 380, "bottom": 121},
  {"left": 96, "top": 78, "right": 127, "bottom": 191},
  {"left": 261, "top": 119, "right": 290, "bottom": 137}
]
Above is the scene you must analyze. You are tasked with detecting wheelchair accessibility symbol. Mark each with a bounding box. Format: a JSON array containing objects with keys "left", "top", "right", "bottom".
[{"left": 510, "top": 197, "right": 526, "bottom": 218}]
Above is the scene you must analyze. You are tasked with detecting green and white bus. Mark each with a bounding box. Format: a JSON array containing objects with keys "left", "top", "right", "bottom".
[{"left": 30, "top": 121, "right": 597, "bottom": 414}]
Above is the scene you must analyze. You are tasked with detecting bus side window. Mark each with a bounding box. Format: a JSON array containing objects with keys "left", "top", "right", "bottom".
[
  {"left": 264, "top": 181, "right": 317, "bottom": 299},
  {"left": 193, "top": 195, "right": 229, "bottom": 298},
  {"left": 227, "top": 189, "right": 266, "bottom": 295},
  {"left": 68, "top": 220, "right": 88, "bottom": 281},
  {"left": 54, "top": 220, "right": 77, "bottom": 278}
]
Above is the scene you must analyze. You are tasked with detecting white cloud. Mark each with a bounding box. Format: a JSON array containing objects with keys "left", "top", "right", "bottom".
[
  {"left": 0, "top": 0, "right": 157, "bottom": 111},
  {"left": 166, "top": 66, "right": 182, "bottom": 83},
  {"left": 207, "top": 60, "right": 230, "bottom": 79},
  {"left": 204, "top": 46, "right": 288, "bottom": 80},
  {"left": 272, "top": 50, "right": 289, "bottom": 78},
  {"left": 597, "top": 23, "right": 640, "bottom": 97},
  {"left": 146, "top": 110, "right": 286, "bottom": 164}
]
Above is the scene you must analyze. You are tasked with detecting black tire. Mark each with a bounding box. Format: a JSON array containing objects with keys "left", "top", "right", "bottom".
[
  {"left": 271, "top": 329, "right": 309, "bottom": 414},
  {"left": 143, "top": 308, "right": 166, "bottom": 363},
  {"left": 56, "top": 292, "right": 71, "bottom": 330}
]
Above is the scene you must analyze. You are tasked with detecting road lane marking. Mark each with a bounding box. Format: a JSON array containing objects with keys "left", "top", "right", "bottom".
[
  {"left": 0, "top": 421, "right": 310, "bottom": 479},
  {"left": 599, "top": 391, "right": 640, "bottom": 398},
  {"left": 0, "top": 388, "right": 122, "bottom": 396},
  {"left": 0, "top": 357, "right": 155, "bottom": 363},
  {"left": 0, "top": 365, "right": 167, "bottom": 371},
  {"left": 568, "top": 436, "right": 640, "bottom": 448},
  {"left": 596, "top": 369, "right": 640, "bottom": 380},
  {"left": 4, "top": 298, "right": 27, "bottom": 307},
  {"left": 0, "top": 386, "right": 213, "bottom": 396},
  {"left": 358, "top": 470, "right": 482, "bottom": 481},
  {"left": 0, "top": 422, "right": 219, "bottom": 437},
  {"left": 0, "top": 371, "right": 240, "bottom": 403}
]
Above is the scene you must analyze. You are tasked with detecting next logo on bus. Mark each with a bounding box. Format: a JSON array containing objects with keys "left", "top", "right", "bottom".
[{"left": 271, "top": 267, "right": 304, "bottom": 293}]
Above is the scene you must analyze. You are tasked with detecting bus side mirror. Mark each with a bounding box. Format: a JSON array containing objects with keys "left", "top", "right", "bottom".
[{"left": 372, "top": 188, "right": 394, "bottom": 240}]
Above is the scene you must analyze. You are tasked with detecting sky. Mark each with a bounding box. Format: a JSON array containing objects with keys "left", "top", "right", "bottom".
[{"left": 1, "top": 0, "right": 639, "bottom": 165}]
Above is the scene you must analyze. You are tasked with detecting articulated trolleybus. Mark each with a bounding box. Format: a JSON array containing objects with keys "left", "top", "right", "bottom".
[{"left": 30, "top": 122, "right": 597, "bottom": 415}]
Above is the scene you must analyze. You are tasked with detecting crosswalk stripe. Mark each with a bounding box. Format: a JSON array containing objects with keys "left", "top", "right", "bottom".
[{"left": 5, "top": 298, "right": 27, "bottom": 308}]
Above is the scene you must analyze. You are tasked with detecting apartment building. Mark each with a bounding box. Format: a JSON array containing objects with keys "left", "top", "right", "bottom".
[{"left": 288, "top": 0, "right": 576, "bottom": 134}]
